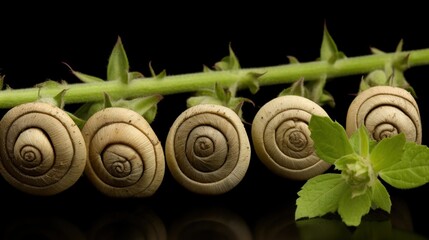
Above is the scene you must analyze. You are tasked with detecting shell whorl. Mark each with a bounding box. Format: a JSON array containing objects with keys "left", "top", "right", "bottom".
[
  {"left": 0, "top": 102, "right": 87, "bottom": 195},
  {"left": 346, "top": 86, "right": 422, "bottom": 143},
  {"left": 251, "top": 95, "right": 331, "bottom": 180},
  {"left": 81, "top": 107, "right": 165, "bottom": 197},
  {"left": 165, "top": 104, "right": 251, "bottom": 195}
]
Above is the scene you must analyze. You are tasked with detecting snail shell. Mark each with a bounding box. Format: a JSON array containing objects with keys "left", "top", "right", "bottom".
[
  {"left": 81, "top": 107, "right": 165, "bottom": 197},
  {"left": 165, "top": 104, "right": 251, "bottom": 195},
  {"left": 346, "top": 86, "right": 422, "bottom": 143},
  {"left": 0, "top": 102, "right": 87, "bottom": 195},
  {"left": 251, "top": 95, "right": 331, "bottom": 180}
]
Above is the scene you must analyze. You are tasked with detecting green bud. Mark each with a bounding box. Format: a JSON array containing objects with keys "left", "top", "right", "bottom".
[
  {"left": 365, "top": 70, "right": 387, "bottom": 86},
  {"left": 343, "top": 157, "right": 375, "bottom": 198},
  {"left": 336, "top": 154, "right": 376, "bottom": 198}
]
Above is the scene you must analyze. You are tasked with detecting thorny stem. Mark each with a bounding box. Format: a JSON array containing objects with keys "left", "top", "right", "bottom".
[{"left": 1, "top": 48, "right": 429, "bottom": 109}]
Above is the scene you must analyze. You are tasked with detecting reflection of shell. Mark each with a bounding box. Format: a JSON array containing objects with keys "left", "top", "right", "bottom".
[
  {"left": 88, "top": 209, "right": 167, "bottom": 240},
  {"left": 346, "top": 86, "right": 422, "bottom": 143},
  {"left": 251, "top": 95, "right": 331, "bottom": 180},
  {"left": 165, "top": 104, "right": 251, "bottom": 195},
  {"left": 254, "top": 205, "right": 299, "bottom": 240},
  {"left": 82, "top": 107, "right": 165, "bottom": 197},
  {"left": 168, "top": 207, "right": 252, "bottom": 240},
  {"left": 0, "top": 102, "right": 87, "bottom": 195},
  {"left": 2, "top": 216, "right": 85, "bottom": 240}
]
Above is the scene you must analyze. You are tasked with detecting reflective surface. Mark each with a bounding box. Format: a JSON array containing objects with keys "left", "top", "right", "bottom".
[{"left": 1, "top": 167, "right": 428, "bottom": 239}]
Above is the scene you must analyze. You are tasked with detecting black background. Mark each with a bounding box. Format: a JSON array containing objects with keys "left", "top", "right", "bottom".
[{"left": 1, "top": 4, "right": 429, "bottom": 239}]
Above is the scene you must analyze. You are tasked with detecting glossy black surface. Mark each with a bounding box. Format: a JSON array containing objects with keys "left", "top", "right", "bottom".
[{"left": 1, "top": 7, "right": 429, "bottom": 239}]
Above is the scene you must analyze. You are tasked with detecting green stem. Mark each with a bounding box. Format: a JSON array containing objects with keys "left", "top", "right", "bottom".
[{"left": 1, "top": 48, "right": 429, "bottom": 109}]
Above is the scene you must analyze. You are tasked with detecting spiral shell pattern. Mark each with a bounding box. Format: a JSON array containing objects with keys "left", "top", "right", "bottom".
[
  {"left": 0, "top": 102, "right": 87, "bottom": 195},
  {"left": 165, "top": 104, "right": 251, "bottom": 195},
  {"left": 81, "top": 107, "right": 165, "bottom": 197},
  {"left": 346, "top": 86, "right": 422, "bottom": 143},
  {"left": 251, "top": 95, "right": 331, "bottom": 180}
]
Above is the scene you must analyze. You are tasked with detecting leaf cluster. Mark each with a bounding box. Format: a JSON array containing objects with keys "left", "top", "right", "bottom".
[{"left": 296, "top": 115, "right": 429, "bottom": 226}]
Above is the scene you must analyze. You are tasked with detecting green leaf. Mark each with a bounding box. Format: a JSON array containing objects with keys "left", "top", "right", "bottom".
[
  {"left": 120, "top": 95, "right": 163, "bottom": 124},
  {"left": 228, "top": 97, "right": 254, "bottom": 123},
  {"left": 186, "top": 96, "right": 222, "bottom": 107},
  {"left": 279, "top": 77, "right": 308, "bottom": 97},
  {"left": 287, "top": 55, "right": 300, "bottom": 64},
  {"left": 64, "top": 62, "right": 104, "bottom": 83},
  {"left": 142, "top": 105, "right": 158, "bottom": 124},
  {"left": 295, "top": 173, "right": 347, "bottom": 220},
  {"left": 214, "top": 82, "right": 227, "bottom": 102},
  {"left": 319, "top": 90, "right": 336, "bottom": 108},
  {"left": 103, "top": 92, "right": 113, "bottom": 108},
  {"left": 128, "top": 71, "right": 144, "bottom": 81},
  {"left": 335, "top": 153, "right": 362, "bottom": 171},
  {"left": 149, "top": 61, "right": 166, "bottom": 79},
  {"left": 202, "top": 64, "right": 213, "bottom": 72},
  {"left": 379, "top": 142, "right": 429, "bottom": 189},
  {"left": 309, "top": 115, "right": 354, "bottom": 164},
  {"left": 34, "top": 79, "right": 64, "bottom": 88},
  {"left": 38, "top": 89, "right": 68, "bottom": 109},
  {"left": 66, "top": 112, "right": 86, "bottom": 129},
  {"left": 73, "top": 101, "right": 100, "bottom": 121},
  {"left": 53, "top": 89, "right": 67, "bottom": 109},
  {"left": 241, "top": 71, "right": 263, "bottom": 94},
  {"left": 338, "top": 188, "right": 371, "bottom": 226},
  {"left": 320, "top": 24, "right": 340, "bottom": 64},
  {"left": 359, "top": 77, "right": 371, "bottom": 92},
  {"left": 307, "top": 75, "right": 327, "bottom": 102},
  {"left": 363, "top": 69, "right": 388, "bottom": 87},
  {"left": 396, "top": 39, "right": 404, "bottom": 52},
  {"left": 107, "top": 36, "right": 129, "bottom": 83},
  {"left": 370, "top": 179, "right": 391, "bottom": 212},
  {"left": 71, "top": 69, "right": 105, "bottom": 83},
  {"left": 349, "top": 126, "right": 371, "bottom": 158},
  {"left": 131, "top": 95, "right": 163, "bottom": 115},
  {"left": 370, "top": 133, "right": 406, "bottom": 172},
  {"left": 370, "top": 47, "right": 385, "bottom": 55},
  {"left": 213, "top": 43, "right": 240, "bottom": 71},
  {"left": 392, "top": 52, "right": 409, "bottom": 72}
]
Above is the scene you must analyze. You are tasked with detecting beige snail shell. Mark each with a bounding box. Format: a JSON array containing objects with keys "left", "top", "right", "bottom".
[
  {"left": 165, "top": 104, "right": 251, "bottom": 195},
  {"left": 251, "top": 95, "right": 332, "bottom": 180},
  {"left": 0, "top": 102, "right": 87, "bottom": 195},
  {"left": 346, "top": 86, "right": 422, "bottom": 144},
  {"left": 81, "top": 107, "right": 165, "bottom": 197}
]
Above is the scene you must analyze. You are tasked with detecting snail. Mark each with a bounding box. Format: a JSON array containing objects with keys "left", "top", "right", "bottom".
[
  {"left": 346, "top": 86, "right": 422, "bottom": 143},
  {"left": 165, "top": 104, "right": 251, "bottom": 195},
  {"left": 251, "top": 95, "right": 332, "bottom": 180},
  {"left": 81, "top": 107, "right": 165, "bottom": 197},
  {"left": 0, "top": 102, "right": 87, "bottom": 196}
]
